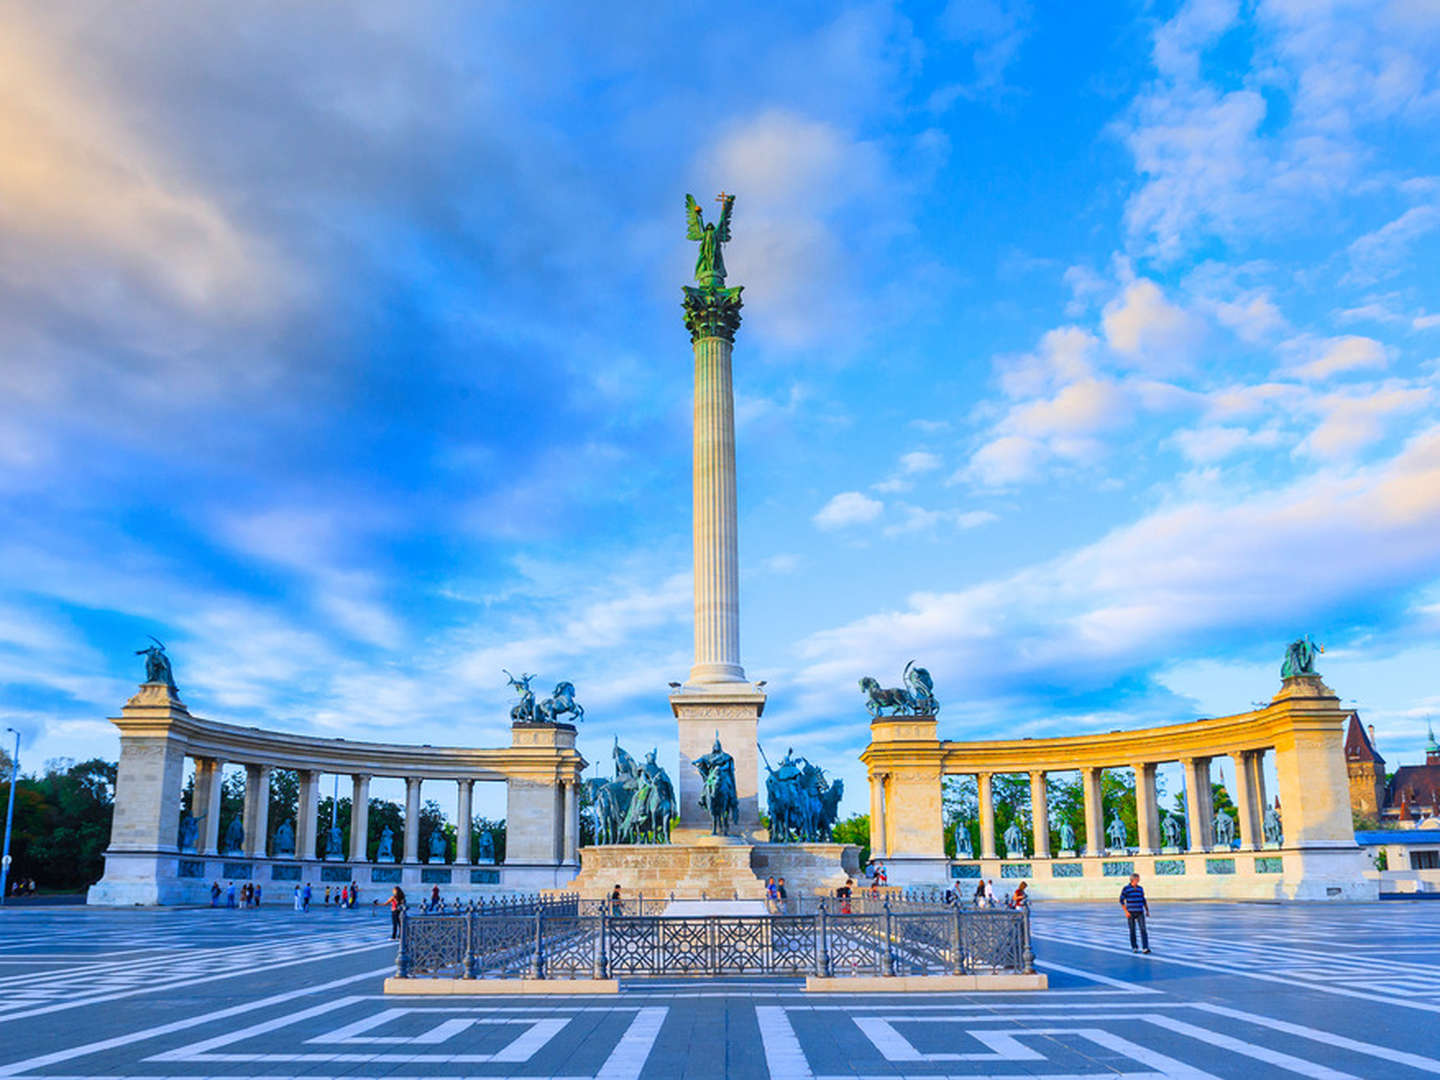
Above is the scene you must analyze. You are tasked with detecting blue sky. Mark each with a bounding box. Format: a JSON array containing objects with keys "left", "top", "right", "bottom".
[{"left": 2, "top": 0, "right": 1438, "bottom": 819}]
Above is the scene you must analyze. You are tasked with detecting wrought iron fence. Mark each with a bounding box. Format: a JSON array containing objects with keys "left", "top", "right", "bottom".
[{"left": 394, "top": 901, "right": 1033, "bottom": 980}]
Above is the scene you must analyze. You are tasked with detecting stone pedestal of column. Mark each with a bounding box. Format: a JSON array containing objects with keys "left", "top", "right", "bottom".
[{"left": 670, "top": 685, "right": 766, "bottom": 844}]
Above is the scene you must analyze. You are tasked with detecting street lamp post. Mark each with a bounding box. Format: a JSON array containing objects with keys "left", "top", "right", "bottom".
[{"left": 1, "top": 728, "right": 19, "bottom": 906}]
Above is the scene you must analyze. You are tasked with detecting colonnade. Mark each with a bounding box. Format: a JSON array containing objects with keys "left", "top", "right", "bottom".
[
  {"left": 90, "top": 681, "right": 586, "bottom": 904},
  {"left": 860, "top": 673, "right": 1372, "bottom": 898}
]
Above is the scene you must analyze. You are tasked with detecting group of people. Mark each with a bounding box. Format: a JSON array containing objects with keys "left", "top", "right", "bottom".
[
  {"left": 207, "top": 879, "right": 360, "bottom": 910},
  {"left": 209, "top": 880, "right": 264, "bottom": 908},
  {"left": 764, "top": 876, "right": 789, "bottom": 912},
  {"left": 968, "top": 878, "right": 1030, "bottom": 909},
  {"left": 6, "top": 878, "right": 38, "bottom": 897}
]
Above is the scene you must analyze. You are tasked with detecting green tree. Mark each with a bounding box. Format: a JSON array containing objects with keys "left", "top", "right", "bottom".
[
  {"left": 1, "top": 758, "right": 117, "bottom": 890},
  {"left": 830, "top": 813, "right": 870, "bottom": 866}
]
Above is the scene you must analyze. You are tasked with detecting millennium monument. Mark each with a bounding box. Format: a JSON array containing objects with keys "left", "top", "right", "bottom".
[{"left": 568, "top": 195, "right": 858, "bottom": 899}]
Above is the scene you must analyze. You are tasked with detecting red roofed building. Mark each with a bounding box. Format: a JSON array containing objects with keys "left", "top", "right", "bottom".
[{"left": 1343, "top": 713, "right": 1385, "bottom": 820}]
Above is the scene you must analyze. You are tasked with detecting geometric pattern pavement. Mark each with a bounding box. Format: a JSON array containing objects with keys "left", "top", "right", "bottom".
[{"left": 2, "top": 902, "right": 1439, "bottom": 1078}]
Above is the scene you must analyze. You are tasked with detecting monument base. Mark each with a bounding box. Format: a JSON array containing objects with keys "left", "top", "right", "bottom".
[
  {"left": 670, "top": 684, "right": 767, "bottom": 844},
  {"left": 569, "top": 842, "right": 860, "bottom": 899}
]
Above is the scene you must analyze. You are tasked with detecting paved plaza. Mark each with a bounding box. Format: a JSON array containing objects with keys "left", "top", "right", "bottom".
[{"left": 1, "top": 901, "right": 1437, "bottom": 1079}]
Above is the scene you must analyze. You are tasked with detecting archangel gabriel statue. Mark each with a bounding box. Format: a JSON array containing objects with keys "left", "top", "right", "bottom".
[
  {"left": 136, "top": 636, "right": 177, "bottom": 691},
  {"left": 686, "top": 192, "right": 735, "bottom": 288}
]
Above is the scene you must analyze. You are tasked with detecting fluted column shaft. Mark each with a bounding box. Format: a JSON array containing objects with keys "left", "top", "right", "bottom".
[
  {"left": 196, "top": 758, "right": 225, "bottom": 855},
  {"left": 403, "top": 777, "right": 422, "bottom": 863},
  {"left": 1029, "top": 771, "right": 1049, "bottom": 859},
  {"left": 295, "top": 769, "right": 319, "bottom": 859},
  {"left": 689, "top": 334, "right": 745, "bottom": 684},
  {"left": 1183, "top": 757, "right": 1211, "bottom": 851},
  {"left": 563, "top": 781, "right": 578, "bottom": 863},
  {"left": 1233, "top": 752, "right": 1258, "bottom": 849},
  {"left": 1082, "top": 767, "right": 1104, "bottom": 856},
  {"left": 456, "top": 780, "right": 474, "bottom": 865},
  {"left": 350, "top": 774, "right": 371, "bottom": 862},
  {"left": 1134, "top": 763, "right": 1160, "bottom": 853},
  {"left": 978, "top": 773, "right": 996, "bottom": 859},
  {"left": 244, "top": 764, "right": 271, "bottom": 858}
]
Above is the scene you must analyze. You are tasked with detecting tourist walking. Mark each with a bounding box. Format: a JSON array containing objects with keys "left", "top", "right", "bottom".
[
  {"left": 765, "top": 876, "right": 779, "bottom": 913},
  {"left": 302, "top": 882, "right": 312, "bottom": 912},
  {"left": 349, "top": 881, "right": 359, "bottom": 908},
  {"left": 984, "top": 879, "right": 997, "bottom": 907},
  {"left": 1119, "top": 872, "right": 1151, "bottom": 953},
  {"left": 293, "top": 885, "right": 302, "bottom": 911},
  {"left": 609, "top": 884, "right": 623, "bottom": 915},
  {"left": 836, "top": 878, "right": 853, "bottom": 914},
  {"left": 777, "top": 877, "right": 789, "bottom": 913},
  {"left": 388, "top": 886, "right": 406, "bottom": 939},
  {"left": 1011, "top": 881, "right": 1029, "bottom": 909},
  {"left": 972, "top": 880, "right": 985, "bottom": 907},
  {"left": 210, "top": 881, "right": 221, "bottom": 907}
]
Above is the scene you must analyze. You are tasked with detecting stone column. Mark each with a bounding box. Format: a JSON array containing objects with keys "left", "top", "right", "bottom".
[
  {"left": 195, "top": 758, "right": 225, "bottom": 856},
  {"left": 1029, "top": 771, "right": 1050, "bottom": 859},
  {"left": 1233, "top": 752, "right": 1258, "bottom": 850},
  {"left": 977, "top": 773, "right": 996, "bottom": 859},
  {"left": 243, "top": 764, "right": 271, "bottom": 858},
  {"left": 563, "top": 780, "right": 579, "bottom": 864},
  {"left": 869, "top": 773, "right": 887, "bottom": 858},
  {"left": 456, "top": 780, "right": 474, "bottom": 865},
  {"left": 1134, "top": 763, "right": 1160, "bottom": 854},
  {"left": 1248, "top": 751, "right": 1270, "bottom": 831},
  {"left": 295, "top": 769, "right": 319, "bottom": 860},
  {"left": 1183, "top": 757, "right": 1210, "bottom": 851},
  {"left": 1082, "top": 767, "right": 1104, "bottom": 856},
  {"left": 350, "top": 774, "right": 371, "bottom": 862},
  {"left": 684, "top": 295, "right": 746, "bottom": 686},
  {"left": 403, "top": 777, "right": 422, "bottom": 863}
]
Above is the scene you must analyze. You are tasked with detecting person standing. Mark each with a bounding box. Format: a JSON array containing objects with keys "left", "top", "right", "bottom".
[
  {"left": 983, "top": 879, "right": 997, "bottom": 907},
  {"left": 388, "top": 886, "right": 406, "bottom": 939},
  {"left": 293, "top": 885, "right": 302, "bottom": 911},
  {"left": 765, "top": 876, "right": 779, "bottom": 913},
  {"left": 210, "top": 881, "right": 221, "bottom": 907},
  {"left": 225, "top": 881, "right": 236, "bottom": 908},
  {"left": 302, "top": 882, "right": 312, "bottom": 912},
  {"left": 836, "top": 878, "right": 853, "bottom": 915},
  {"left": 324, "top": 885, "right": 331, "bottom": 906},
  {"left": 429, "top": 884, "right": 441, "bottom": 913},
  {"left": 254, "top": 883, "right": 262, "bottom": 907},
  {"left": 972, "top": 880, "right": 985, "bottom": 907},
  {"left": 349, "top": 881, "right": 359, "bottom": 908},
  {"left": 1119, "top": 872, "right": 1151, "bottom": 953},
  {"left": 776, "top": 878, "right": 789, "bottom": 914},
  {"left": 609, "top": 884, "right": 623, "bottom": 916}
]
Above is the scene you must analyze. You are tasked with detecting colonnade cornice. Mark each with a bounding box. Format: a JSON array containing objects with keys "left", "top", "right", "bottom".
[
  {"left": 109, "top": 704, "right": 587, "bottom": 782},
  {"left": 861, "top": 683, "right": 1347, "bottom": 778}
]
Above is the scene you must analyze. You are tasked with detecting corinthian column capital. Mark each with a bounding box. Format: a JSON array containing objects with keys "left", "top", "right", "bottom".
[{"left": 682, "top": 285, "right": 744, "bottom": 343}]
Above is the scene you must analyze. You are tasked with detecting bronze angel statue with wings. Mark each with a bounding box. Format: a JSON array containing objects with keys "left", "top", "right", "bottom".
[{"left": 686, "top": 192, "right": 735, "bottom": 288}]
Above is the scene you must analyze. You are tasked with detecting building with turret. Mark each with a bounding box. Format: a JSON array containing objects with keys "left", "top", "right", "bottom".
[{"left": 1344, "top": 714, "right": 1385, "bottom": 821}]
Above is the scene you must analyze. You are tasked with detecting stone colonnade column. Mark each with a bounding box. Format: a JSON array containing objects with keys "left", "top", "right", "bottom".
[
  {"left": 1232, "top": 751, "right": 1258, "bottom": 849},
  {"left": 456, "top": 780, "right": 474, "bottom": 865},
  {"left": 978, "top": 772, "right": 996, "bottom": 859},
  {"left": 1028, "top": 771, "right": 1050, "bottom": 859},
  {"left": 1183, "top": 757, "right": 1211, "bottom": 851},
  {"left": 295, "top": 769, "right": 319, "bottom": 860},
  {"left": 869, "top": 774, "right": 887, "bottom": 858},
  {"left": 243, "top": 764, "right": 271, "bottom": 858},
  {"left": 1248, "top": 751, "right": 1269, "bottom": 820},
  {"left": 403, "top": 778, "right": 422, "bottom": 863},
  {"left": 1134, "top": 763, "right": 1160, "bottom": 854},
  {"left": 1082, "top": 767, "right": 1104, "bottom": 856},
  {"left": 563, "top": 780, "right": 578, "bottom": 864},
  {"left": 195, "top": 758, "right": 225, "bottom": 856},
  {"left": 350, "top": 775, "right": 371, "bottom": 862}
]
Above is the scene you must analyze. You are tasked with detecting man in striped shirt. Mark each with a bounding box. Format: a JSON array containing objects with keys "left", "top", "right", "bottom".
[{"left": 1118, "top": 873, "right": 1151, "bottom": 953}]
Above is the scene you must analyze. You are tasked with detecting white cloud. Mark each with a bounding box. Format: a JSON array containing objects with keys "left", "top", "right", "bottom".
[
  {"left": 1212, "top": 292, "right": 1287, "bottom": 342},
  {"left": 1289, "top": 335, "right": 1388, "bottom": 381},
  {"left": 1298, "top": 383, "right": 1431, "bottom": 459},
  {"left": 882, "top": 505, "right": 998, "bottom": 536},
  {"left": 1101, "top": 280, "right": 1204, "bottom": 371},
  {"left": 1347, "top": 205, "right": 1440, "bottom": 282},
  {"left": 965, "top": 435, "right": 1047, "bottom": 487},
  {"left": 797, "top": 422, "right": 1440, "bottom": 705},
  {"left": 814, "top": 491, "right": 884, "bottom": 529},
  {"left": 1172, "top": 425, "right": 1283, "bottom": 463},
  {"left": 900, "top": 451, "right": 942, "bottom": 474}
]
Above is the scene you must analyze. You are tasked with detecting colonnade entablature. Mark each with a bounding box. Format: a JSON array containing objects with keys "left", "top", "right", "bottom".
[
  {"left": 861, "top": 673, "right": 1375, "bottom": 901},
  {"left": 89, "top": 680, "right": 586, "bottom": 905}
]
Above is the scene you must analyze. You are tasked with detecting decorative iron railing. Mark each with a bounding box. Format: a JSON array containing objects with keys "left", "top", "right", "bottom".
[{"left": 394, "top": 901, "right": 1034, "bottom": 980}]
